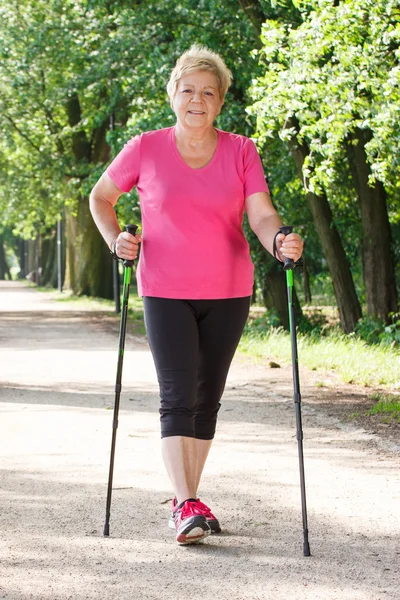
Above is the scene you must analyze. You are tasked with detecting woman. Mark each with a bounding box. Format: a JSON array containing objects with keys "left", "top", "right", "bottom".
[{"left": 90, "top": 45, "right": 303, "bottom": 546}]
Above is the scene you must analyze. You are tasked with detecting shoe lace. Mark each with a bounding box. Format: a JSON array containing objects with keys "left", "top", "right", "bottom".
[
  {"left": 195, "top": 499, "right": 216, "bottom": 519},
  {"left": 176, "top": 500, "right": 201, "bottom": 522}
]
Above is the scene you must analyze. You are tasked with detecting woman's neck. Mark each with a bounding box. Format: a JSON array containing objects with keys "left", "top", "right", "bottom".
[{"left": 174, "top": 122, "right": 217, "bottom": 149}]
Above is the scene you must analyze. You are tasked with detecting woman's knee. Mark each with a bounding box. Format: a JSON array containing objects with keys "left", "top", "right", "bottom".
[{"left": 160, "top": 407, "right": 196, "bottom": 439}]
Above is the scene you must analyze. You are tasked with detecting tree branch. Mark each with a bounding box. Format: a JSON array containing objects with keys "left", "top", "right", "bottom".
[
  {"left": 4, "top": 115, "right": 42, "bottom": 153},
  {"left": 238, "top": 0, "right": 267, "bottom": 36},
  {"left": 39, "top": 69, "right": 65, "bottom": 154}
]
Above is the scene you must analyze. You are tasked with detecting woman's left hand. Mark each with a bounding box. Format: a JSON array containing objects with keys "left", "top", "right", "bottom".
[{"left": 275, "top": 232, "right": 304, "bottom": 263}]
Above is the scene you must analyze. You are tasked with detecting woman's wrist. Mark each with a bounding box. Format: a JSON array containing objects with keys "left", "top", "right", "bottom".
[
  {"left": 272, "top": 231, "right": 284, "bottom": 263},
  {"left": 109, "top": 234, "right": 120, "bottom": 259}
]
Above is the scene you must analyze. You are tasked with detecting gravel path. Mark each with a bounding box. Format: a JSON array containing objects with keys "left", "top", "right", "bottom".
[{"left": 0, "top": 281, "right": 399, "bottom": 600}]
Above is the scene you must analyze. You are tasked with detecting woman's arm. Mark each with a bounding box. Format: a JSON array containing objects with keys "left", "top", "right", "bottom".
[
  {"left": 245, "top": 191, "right": 303, "bottom": 262},
  {"left": 89, "top": 172, "right": 141, "bottom": 261}
]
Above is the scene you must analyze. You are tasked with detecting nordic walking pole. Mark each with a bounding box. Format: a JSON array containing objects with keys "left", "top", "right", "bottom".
[
  {"left": 280, "top": 225, "right": 311, "bottom": 557},
  {"left": 104, "top": 223, "right": 138, "bottom": 537}
]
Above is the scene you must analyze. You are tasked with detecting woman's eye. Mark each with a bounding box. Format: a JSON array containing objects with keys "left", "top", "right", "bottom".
[
  {"left": 204, "top": 91, "right": 213, "bottom": 96},
  {"left": 183, "top": 89, "right": 192, "bottom": 93}
]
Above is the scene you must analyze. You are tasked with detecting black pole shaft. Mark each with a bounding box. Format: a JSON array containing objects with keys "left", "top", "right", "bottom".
[
  {"left": 103, "top": 224, "right": 137, "bottom": 537},
  {"left": 286, "top": 269, "right": 311, "bottom": 557},
  {"left": 103, "top": 265, "right": 131, "bottom": 536}
]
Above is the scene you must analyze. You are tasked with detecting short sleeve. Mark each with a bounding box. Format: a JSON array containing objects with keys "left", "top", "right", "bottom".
[
  {"left": 106, "top": 135, "right": 141, "bottom": 193},
  {"left": 242, "top": 138, "right": 269, "bottom": 198}
]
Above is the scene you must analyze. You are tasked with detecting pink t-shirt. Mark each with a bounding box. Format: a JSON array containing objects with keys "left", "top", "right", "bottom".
[{"left": 106, "top": 126, "right": 269, "bottom": 299}]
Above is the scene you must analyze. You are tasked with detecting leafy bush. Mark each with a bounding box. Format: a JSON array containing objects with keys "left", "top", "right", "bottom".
[
  {"left": 355, "top": 313, "right": 400, "bottom": 347},
  {"left": 244, "top": 309, "right": 282, "bottom": 337},
  {"left": 297, "top": 309, "right": 330, "bottom": 335},
  {"left": 368, "top": 393, "right": 400, "bottom": 423},
  {"left": 354, "top": 316, "right": 385, "bottom": 344},
  {"left": 380, "top": 313, "right": 400, "bottom": 347}
]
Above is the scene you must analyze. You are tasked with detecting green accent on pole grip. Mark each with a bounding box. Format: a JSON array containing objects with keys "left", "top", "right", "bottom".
[
  {"left": 124, "top": 268, "right": 131, "bottom": 286},
  {"left": 286, "top": 268, "right": 294, "bottom": 335},
  {"left": 286, "top": 269, "right": 294, "bottom": 288}
]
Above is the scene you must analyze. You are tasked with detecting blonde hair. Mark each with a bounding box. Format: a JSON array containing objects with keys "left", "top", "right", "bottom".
[{"left": 166, "top": 44, "right": 233, "bottom": 103}]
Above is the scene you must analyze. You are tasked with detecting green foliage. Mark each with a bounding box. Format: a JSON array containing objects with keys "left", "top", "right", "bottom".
[
  {"left": 251, "top": 0, "right": 400, "bottom": 193},
  {"left": 248, "top": 0, "right": 400, "bottom": 302},
  {"left": 298, "top": 271, "right": 336, "bottom": 305},
  {"left": 368, "top": 393, "right": 400, "bottom": 422},
  {"left": 245, "top": 309, "right": 283, "bottom": 336},
  {"left": 240, "top": 324, "right": 400, "bottom": 388},
  {"left": 1, "top": 0, "right": 399, "bottom": 316},
  {"left": 355, "top": 313, "right": 400, "bottom": 347},
  {"left": 0, "top": 0, "right": 263, "bottom": 238}
]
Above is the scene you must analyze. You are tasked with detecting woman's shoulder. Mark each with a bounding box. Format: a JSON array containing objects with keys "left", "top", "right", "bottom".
[
  {"left": 217, "top": 129, "right": 256, "bottom": 150},
  {"left": 140, "top": 126, "right": 173, "bottom": 141},
  {"left": 122, "top": 127, "right": 173, "bottom": 146}
]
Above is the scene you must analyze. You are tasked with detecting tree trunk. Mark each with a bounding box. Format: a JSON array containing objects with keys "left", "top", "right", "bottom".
[
  {"left": 64, "top": 208, "right": 77, "bottom": 292},
  {"left": 347, "top": 128, "right": 398, "bottom": 321},
  {"left": 285, "top": 117, "right": 362, "bottom": 332},
  {"left": 64, "top": 198, "right": 113, "bottom": 298},
  {"left": 78, "top": 195, "right": 114, "bottom": 298},
  {"left": 27, "top": 239, "right": 36, "bottom": 274},
  {"left": 64, "top": 92, "right": 113, "bottom": 298},
  {"left": 238, "top": 0, "right": 267, "bottom": 38},
  {"left": 17, "top": 238, "right": 31, "bottom": 278},
  {"left": 302, "top": 256, "right": 312, "bottom": 304},
  {"left": 41, "top": 229, "right": 58, "bottom": 288},
  {"left": 0, "top": 236, "right": 11, "bottom": 280},
  {"left": 261, "top": 258, "right": 302, "bottom": 330},
  {"left": 263, "top": 269, "right": 289, "bottom": 329}
]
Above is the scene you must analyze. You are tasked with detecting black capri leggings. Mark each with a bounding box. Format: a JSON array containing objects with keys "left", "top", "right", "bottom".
[{"left": 143, "top": 296, "right": 251, "bottom": 440}]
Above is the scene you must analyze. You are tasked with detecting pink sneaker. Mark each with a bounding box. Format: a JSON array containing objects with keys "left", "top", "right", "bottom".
[
  {"left": 169, "top": 498, "right": 221, "bottom": 534},
  {"left": 194, "top": 499, "right": 221, "bottom": 533},
  {"left": 173, "top": 498, "right": 211, "bottom": 545}
]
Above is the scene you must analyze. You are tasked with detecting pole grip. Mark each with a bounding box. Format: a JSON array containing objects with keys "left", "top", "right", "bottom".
[
  {"left": 279, "top": 225, "right": 295, "bottom": 271},
  {"left": 123, "top": 224, "right": 138, "bottom": 268}
]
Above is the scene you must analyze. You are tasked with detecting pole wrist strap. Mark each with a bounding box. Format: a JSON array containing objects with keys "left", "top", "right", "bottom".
[
  {"left": 273, "top": 231, "right": 283, "bottom": 263},
  {"left": 109, "top": 237, "right": 120, "bottom": 261}
]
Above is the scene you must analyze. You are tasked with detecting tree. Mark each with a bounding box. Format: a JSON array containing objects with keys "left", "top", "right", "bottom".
[
  {"left": 249, "top": 0, "right": 399, "bottom": 327},
  {"left": 1, "top": 0, "right": 285, "bottom": 303}
]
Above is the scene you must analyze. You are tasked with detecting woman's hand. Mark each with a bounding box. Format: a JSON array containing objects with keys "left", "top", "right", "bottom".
[
  {"left": 245, "top": 192, "right": 304, "bottom": 263},
  {"left": 113, "top": 230, "right": 142, "bottom": 261},
  {"left": 275, "top": 232, "right": 304, "bottom": 263}
]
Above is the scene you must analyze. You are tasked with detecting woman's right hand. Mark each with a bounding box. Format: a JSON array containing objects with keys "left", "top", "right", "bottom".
[{"left": 113, "top": 230, "right": 142, "bottom": 261}]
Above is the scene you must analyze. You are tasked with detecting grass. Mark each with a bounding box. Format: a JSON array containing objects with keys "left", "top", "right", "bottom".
[
  {"left": 239, "top": 323, "right": 400, "bottom": 389},
  {"left": 35, "top": 284, "right": 146, "bottom": 334},
  {"left": 35, "top": 286, "right": 116, "bottom": 310},
  {"left": 36, "top": 284, "right": 400, "bottom": 390},
  {"left": 367, "top": 393, "right": 400, "bottom": 423}
]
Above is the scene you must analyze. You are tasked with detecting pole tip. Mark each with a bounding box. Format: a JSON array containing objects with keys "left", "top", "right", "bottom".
[
  {"left": 303, "top": 542, "right": 311, "bottom": 557},
  {"left": 103, "top": 523, "right": 110, "bottom": 537}
]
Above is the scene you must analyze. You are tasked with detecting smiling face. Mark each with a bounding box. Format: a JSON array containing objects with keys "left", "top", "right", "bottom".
[{"left": 171, "top": 70, "right": 224, "bottom": 132}]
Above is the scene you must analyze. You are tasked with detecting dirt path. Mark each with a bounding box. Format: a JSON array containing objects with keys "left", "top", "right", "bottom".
[{"left": 0, "top": 281, "right": 399, "bottom": 600}]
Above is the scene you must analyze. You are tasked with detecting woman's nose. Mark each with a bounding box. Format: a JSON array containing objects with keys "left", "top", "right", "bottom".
[{"left": 191, "top": 91, "right": 202, "bottom": 102}]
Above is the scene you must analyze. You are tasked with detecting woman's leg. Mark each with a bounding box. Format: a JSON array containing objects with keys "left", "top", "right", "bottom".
[
  {"left": 143, "top": 296, "right": 249, "bottom": 541},
  {"left": 194, "top": 297, "right": 251, "bottom": 489},
  {"left": 161, "top": 436, "right": 199, "bottom": 504},
  {"left": 160, "top": 437, "right": 212, "bottom": 504},
  {"left": 143, "top": 297, "right": 200, "bottom": 503},
  {"left": 194, "top": 438, "right": 213, "bottom": 494}
]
